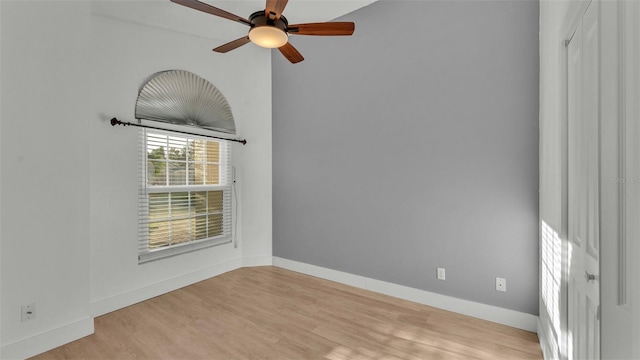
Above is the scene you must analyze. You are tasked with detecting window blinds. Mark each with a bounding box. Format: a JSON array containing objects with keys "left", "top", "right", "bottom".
[{"left": 138, "top": 129, "right": 232, "bottom": 263}]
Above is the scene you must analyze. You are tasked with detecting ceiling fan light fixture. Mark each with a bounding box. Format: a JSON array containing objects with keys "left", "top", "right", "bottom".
[
  {"left": 249, "top": 26, "right": 288, "bottom": 48},
  {"left": 170, "top": 1, "right": 355, "bottom": 64}
]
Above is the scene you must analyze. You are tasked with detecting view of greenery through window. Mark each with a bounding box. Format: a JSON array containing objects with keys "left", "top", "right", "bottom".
[{"left": 145, "top": 132, "right": 224, "bottom": 249}]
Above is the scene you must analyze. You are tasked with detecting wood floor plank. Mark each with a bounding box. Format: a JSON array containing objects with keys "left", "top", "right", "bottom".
[{"left": 31, "top": 266, "right": 542, "bottom": 360}]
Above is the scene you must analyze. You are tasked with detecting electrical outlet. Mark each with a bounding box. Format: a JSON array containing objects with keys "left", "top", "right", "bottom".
[
  {"left": 496, "top": 277, "right": 506, "bottom": 292},
  {"left": 437, "top": 267, "right": 446, "bottom": 280},
  {"left": 21, "top": 303, "right": 36, "bottom": 322}
]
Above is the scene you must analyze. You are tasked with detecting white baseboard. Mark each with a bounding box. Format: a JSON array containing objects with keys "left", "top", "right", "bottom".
[
  {"left": 242, "top": 255, "right": 273, "bottom": 267},
  {"left": 273, "top": 256, "right": 539, "bottom": 333},
  {"left": 0, "top": 317, "right": 94, "bottom": 360},
  {"left": 91, "top": 257, "right": 243, "bottom": 317}
]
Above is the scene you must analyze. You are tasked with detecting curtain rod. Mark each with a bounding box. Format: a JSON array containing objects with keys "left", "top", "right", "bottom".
[{"left": 110, "top": 117, "right": 247, "bottom": 145}]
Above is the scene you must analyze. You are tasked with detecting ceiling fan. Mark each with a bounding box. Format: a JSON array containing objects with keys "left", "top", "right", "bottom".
[{"left": 170, "top": 0, "right": 355, "bottom": 64}]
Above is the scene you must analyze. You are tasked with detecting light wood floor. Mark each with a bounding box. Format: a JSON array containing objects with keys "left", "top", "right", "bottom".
[{"left": 32, "top": 266, "right": 542, "bottom": 360}]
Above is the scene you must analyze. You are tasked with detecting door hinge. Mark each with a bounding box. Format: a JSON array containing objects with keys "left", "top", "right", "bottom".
[{"left": 597, "top": 304, "right": 601, "bottom": 321}]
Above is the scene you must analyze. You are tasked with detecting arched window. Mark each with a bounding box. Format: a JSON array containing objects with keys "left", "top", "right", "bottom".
[{"left": 135, "top": 70, "right": 236, "bottom": 263}]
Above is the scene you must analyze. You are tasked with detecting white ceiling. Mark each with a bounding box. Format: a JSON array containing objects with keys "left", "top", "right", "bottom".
[{"left": 92, "top": 0, "right": 377, "bottom": 44}]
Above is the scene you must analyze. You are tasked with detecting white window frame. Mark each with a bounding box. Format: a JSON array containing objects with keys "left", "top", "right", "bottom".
[{"left": 138, "top": 129, "right": 232, "bottom": 264}]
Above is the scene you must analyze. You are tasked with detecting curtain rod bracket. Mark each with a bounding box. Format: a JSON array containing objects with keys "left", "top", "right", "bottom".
[{"left": 110, "top": 117, "right": 247, "bottom": 145}]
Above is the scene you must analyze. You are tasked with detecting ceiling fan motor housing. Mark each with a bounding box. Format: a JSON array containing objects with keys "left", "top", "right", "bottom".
[{"left": 250, "top": 10, "right": 288, "bottom": 29}]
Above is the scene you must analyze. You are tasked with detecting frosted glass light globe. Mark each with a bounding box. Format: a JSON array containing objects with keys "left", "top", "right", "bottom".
[{"left": 249, "top": 26, "right": 288, "bottom": 48}]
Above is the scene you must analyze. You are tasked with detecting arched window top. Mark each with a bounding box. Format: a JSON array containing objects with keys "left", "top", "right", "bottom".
[{"left": 135, "top": 70, "right": 236, "bottom": 134}]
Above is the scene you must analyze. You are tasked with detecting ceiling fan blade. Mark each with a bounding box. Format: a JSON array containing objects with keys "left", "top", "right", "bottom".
[
  {"left": 278, "top": 42, "right": 304, "bottom": 64},
  {"left": 171, "top": 0, "right": 251, "bottom": 26},
  {"left": 213, "top": 36, "right": 251, "bottom": 53},
  {"left": 288, "top": 22, "right": 355, "bottom": 36},
  {"left": 265, "top": 0, "right": 288, "bottom": 20}
]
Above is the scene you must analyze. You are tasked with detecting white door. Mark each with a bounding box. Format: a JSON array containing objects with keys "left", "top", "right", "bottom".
[{"left": 567, "top": 1, "right": 600, "bottom": 359}]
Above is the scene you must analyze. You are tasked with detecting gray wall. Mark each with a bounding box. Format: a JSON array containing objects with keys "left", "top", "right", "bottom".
[{"left": 272, "top": 0, "right": 539, "bottom": 315}]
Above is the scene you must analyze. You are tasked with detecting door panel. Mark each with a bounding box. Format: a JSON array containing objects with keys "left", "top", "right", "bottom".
[
  {"left": 583, "top": 2, "right": 599, "bottom": 262},
  {"left": 567, "top": 1, "right": 600, "bottom": 359},
  {"left": 567, "top": 19, "right": 582, "bottom": 360}
]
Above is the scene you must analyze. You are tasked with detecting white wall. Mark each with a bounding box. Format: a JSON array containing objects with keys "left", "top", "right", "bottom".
[
  {"left": 88, "top": 8, "right": 273, "bottom": 316},
  {"left": 1, "top": 1, "right": 273, "bottom": 358},
  {"left": 0, "top": 2, "right": 93, "bottom": 358}
]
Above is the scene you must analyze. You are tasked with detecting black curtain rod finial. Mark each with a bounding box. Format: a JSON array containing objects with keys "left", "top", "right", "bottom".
[
  {"left": 111, "top": 117, "right": 134, "bottom": 127},
  {"left": 110, "top": 117, "right": 247, "bottom": 145}
]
